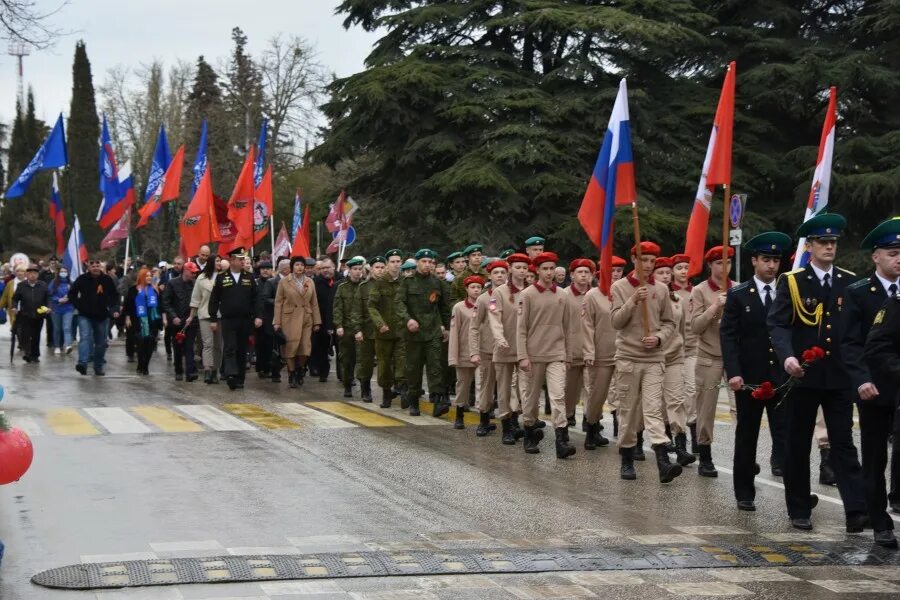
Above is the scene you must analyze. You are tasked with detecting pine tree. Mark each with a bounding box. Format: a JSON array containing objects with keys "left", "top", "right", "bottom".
[
  {"left": 185, "top": 55, "right": 232, "bottom": 200},
  {"left": 222, "top": 27, "right": 264, "bottom": 154},
  {"left": 66, "top": 40, "right": 101, "bottom": 250}
]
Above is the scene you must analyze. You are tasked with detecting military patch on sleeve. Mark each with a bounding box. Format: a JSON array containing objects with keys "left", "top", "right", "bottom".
[
  {"left": 489, "top": 298, "right": 497, "bottom": 312},
  {"left": 581, "top": 301, "right": 586, "bottom": 317},
  {"left": 874, "top": 308, "right": 886, "bottom": 325}
]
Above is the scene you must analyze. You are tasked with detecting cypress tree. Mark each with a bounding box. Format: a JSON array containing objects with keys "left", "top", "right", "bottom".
[
  {"left": 185, "top": 55, "right": 232, "bottom": 199},
  {"left": 66, "top": 40, "right": 101, "bottom": 250}
]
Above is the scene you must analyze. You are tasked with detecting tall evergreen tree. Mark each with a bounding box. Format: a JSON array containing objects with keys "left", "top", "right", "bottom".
[
  {"left": 222, "top": 27, "right": 264, "bottom": 154},
  {"left": 185, "top": 55, "right": 232, "bottom": 199},
  {"left": 66, "top": 40, "right": 101, "bottom": 250}
]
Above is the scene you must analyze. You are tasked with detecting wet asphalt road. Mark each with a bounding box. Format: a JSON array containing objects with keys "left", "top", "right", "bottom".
[{"left": 1, "top": 331, "right": 899, "bottom": 599}]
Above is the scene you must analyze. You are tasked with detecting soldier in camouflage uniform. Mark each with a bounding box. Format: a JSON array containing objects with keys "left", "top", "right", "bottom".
[
  {"left": 368, "top": 249, "right": 408, "bottom": 408},
  {"left": 451, "top": 244, "right": 489, "bottom": 303},
  {"left": 333, "top": 257, "right": 365, "bottom": 398},
  {"left": 397, "top": 248, "right": 452, "bottom": 417},
  {"left": 352, "top": 255, "right": 385, "bottom": 402}
]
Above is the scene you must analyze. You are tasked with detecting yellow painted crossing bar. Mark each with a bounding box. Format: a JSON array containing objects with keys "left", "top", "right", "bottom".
[
  {"left": 306, "top": 402, "right": 405, "bottom": 427},
  {"left": 46, "top": 408, "right": 100, "bottom": 436},
  {"left": 132, "top": 406, "right": 204, "bottom": 433},
  {"left": 223, "top": 404, "right": 301, "bottom": 429},
  {"left": 418, "top": 399, "right": 481, "bottom": 426}
]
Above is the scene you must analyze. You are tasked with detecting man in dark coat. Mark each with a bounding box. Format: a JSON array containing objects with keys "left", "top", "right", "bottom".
[
  {"left": 256, "top": 258, "right": 289, "bottom": 382},
  {"left": 71, "top": 258, "right": 121, "bottom": 375},
  {"left": 310, "top": 257, "right": 339, "bottom": 381},
  {"left": 163, "top": 261, "right": 199, "bottom": 381}
]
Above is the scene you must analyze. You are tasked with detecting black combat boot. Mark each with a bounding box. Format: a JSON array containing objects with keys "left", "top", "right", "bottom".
[
  {"left": 620, "top": 447, "right": 636, "bottom": 480},
  {"left": 698, "top": 444, "right": 718, "bottom": 477},
  {"left": 654, "top": 444, "right": 683, "bottom": 483},
  {"left": 612, "top": 410, "right": 619, "bottom": 437},
  {"left": 634, "top": 431, "right": 646, "bottom": 461},
  {"left": 584, "top": 423, "right": 610, "bottom": 450},
  {"left": 380, "top": 388, "right": 396, "bottom": 409},
  {"left": 689, "top": 422, "right": 699, "bottom": 455},
  {"left": 432, "top": 393, "right": 450, "bottom": 418},
  {"left": 476, "top": 412, "right": 496, "bottom": 436},
  {"left": 511, "top": 413, "right": 525, "bottom": 440},
  {"left": 296, "top": 365, "right": 306, "bottom": 386},
  {"left": 454, "top": 407, "right": 465, "bottom": 430},
  {"left": 501, "top": 418, "right": 516, "bottom": 445},
  {"left": 567, "top": 413, "right": 577, "bottom": 428},
  {"left": 361, "top": 381, "right": 373, "bottom": 403},
  {"left": 288, "top": 370, "right": 298, "bottom": 389},
  {"left": 819, "top": 448, "right": 837, "bottom": 485},
  {"left": 523, "top": 424, "right": 544, "bottom": 454},
  {"left": 399, "top": 384, "right": 410, "bottom": 409},
  {"left": 270, "top": 368, "right": 282, "bottom": 383},
  {"left": 343, "top": 384, "right": 353, "bottom": 398},
  {"left": 673, "top": 433, "right": 697, "bottom": 466},
  {"left": 409, "top": 396, "right": 421, "bottom": 417},
  {"left": 555, "top": 427, "right": 576, "bottom": 459}
]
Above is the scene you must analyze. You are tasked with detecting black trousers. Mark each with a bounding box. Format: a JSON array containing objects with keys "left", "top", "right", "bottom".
[
  {"left": 221, "top": 317, "right": 251, "bottom": 382},
  {"left": 783, "top": 387, "right": 866, "bottom": 519},
  {"left": 17, "top": 316, "right": 43, "bottom": 359},
  {"left": 891, "top": 404, "right": 900, "bottom": 507},
  {"left": 255, "top": 329, "right": 274, "bottom": 375},
  {"left": 733, "top": 389, "right": 786, "bottom": 502},
  {"left": 137, "top": 331, "right": 157, "bottom": 373},
  {"left": 310, "top": 328, "right": 333, "bottom": 378},
  {"left": 170, "top": 324, "right": 198, "bottom": 376},
  {"left": 163, "top": 325, "right": 173, "bottom": 357},
  {"left": 858, "top": 402, "right": 897, "bottom": 531},
  {"left": 125, "top": 322, "right": 138, "bottom": 359}
]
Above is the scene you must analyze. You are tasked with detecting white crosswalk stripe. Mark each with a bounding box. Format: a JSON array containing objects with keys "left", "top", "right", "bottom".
[
  {"left": 6, "top": 414, "right": 43, "bottom": 436},
  {"left": 83, "top": 407, "right": 152, "bottom": 434},
  {"left": 275, "top": 402, "right": 359, "bottom": 428},
  {"left": 174, "top": 405, "right": 257, "bottom": 431}
]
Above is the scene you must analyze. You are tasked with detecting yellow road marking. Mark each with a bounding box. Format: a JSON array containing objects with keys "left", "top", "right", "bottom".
[
  {"left": 306, "top": 402, "right": 404, "bottom": 427},
  {"left": 46, "top": 408, "right": 100, "bottom": 436},
  {"left": 419, "top": 399, "right": 481, "bottom": 425},
  {"left": 132, "top": 406, "right": 204, "bottom": 433},
  {"left": 761, "top": 553, "right": 790, "bottom": 563},
  {"left": 222, "top": 404, "right": 301, "bottom": 429}
]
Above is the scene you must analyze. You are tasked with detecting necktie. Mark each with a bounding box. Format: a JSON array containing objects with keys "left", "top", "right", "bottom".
[
  {"left": 822, "top": 273, "right": 831, "bottom": 291},
  {"left": 890, "top": 283, "right": 898, "bottom": 297},
  {"left": 763, "top": 284, "right": 773, "bottom": 310}
]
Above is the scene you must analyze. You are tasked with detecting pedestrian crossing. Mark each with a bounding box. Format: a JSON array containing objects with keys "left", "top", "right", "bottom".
[{"left": 3, "top": 398, "right": 743, "bottom": 438}]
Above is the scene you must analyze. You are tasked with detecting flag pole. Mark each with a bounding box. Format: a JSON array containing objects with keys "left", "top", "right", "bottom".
[
  {"left": 123, "top": 208, "right": 131, "bottom": 272},
  {"left": 721, "top": 184, "right": 730, "bottom": 290},
  {"left": 269, "top": 215, "right": 275, "bottom": 257},
  {"left": 316, "top": 221, "right": 321, "bottom": 258},
  {"left": 630, "top": 201, "right": 650, "bottom": 338}
]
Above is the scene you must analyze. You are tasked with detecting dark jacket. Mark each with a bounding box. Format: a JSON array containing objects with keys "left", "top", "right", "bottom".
[
  {"left": 767, "top": 263, "right": 858, "bottom": 390},
  {"left": 162, "top": 276, "right": 196, "bottom": 325},
  {"left": 124, "top": 286, "right": 139, "bottom": 320},
  {"left": 721, "top": 280, "right": 786, "bottom": 386},
  {"left": 864, "top": 294, "right": 900, "bottom": 394},
  {"left": 208, "top": 271, "right": 257, "bottom": 322},
  {"left": 255, "top": 274, "right": 281, "bottom": 334},
  {"left": 396, "top": 271, "right": 451, "bottom": 341},
  {"left": 12, "top": 280, "right": 49, "bottom": 319},
  {"left": 71, "top": 273, "right": 120, "bottom": 320},
  {"left": 314, "top": 275, "right": 338, "bottom": 330},
  {"left": 842, "top": 274, "right": 897, "bottom": 406}
]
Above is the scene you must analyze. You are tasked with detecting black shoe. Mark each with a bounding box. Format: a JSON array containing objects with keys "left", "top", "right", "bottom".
[
  {"left": 476, "top": 412, "right": 494, "bottom": 436},
  {"left": 891, "top": 502, "right": 900, "bottom": 514},
  {"left": 175, "top": 373, "right": 184, "bottom": 381},
  {"left": 874, "top": 530, "right": 899, "bottom": 548},
  {"left": 501, "top": 418, "right": 516, "bottom": 445},
  {"left": 698, "top": 444, "right": 718, "bottom": 477},
  {"left": 567, "top": 414, "right": 576, "bottom": 428},
  {"left": 653, "top": 444, "right": 682, "bottom": 483},
  {"left": 555, "top": 427, "right": 576, "bottom": 459},
  {"left": 737, "top": 500, "right": 756, "bottom": 512},
  {"left": 186, "top": 373, "right": 198, "bottom": 382},
  {"left": 227, "top": 377, "right": 238, "bottom": 390},
  {"left": 771, "top": 463, "right": 784, "bottom": 477},
  {"left": 810, "top": 494, "right": 819, "bottom": 509},
  {"left": 791, "top": 518, "right": 813, "bottom": 531},
  {"left": 432, "top": 395, "right": 450, "bottom": 418},
  {"left": 846, "top": 513, "right": 871, "bottom": 534},
  {"left": 535, "top": 419, "right": 546, "bottom": 429},
  {"left": 634, "top": 431, "right": 646, "bottom": 461},
  {"left": 76, "top": 363, "right": 87, "bottom": 375},
  {"left": 673, "top": 433, "right": 696, "bottom": 466},
  {"left": 399, "top": 385, "right": 410, "bottom": 409},
  {"left": 620, "top": 447, "right": 636, "bottom": 480},
  {"left": 361, "top": 381, "right": 373, "bottom": 403},
  {"left": 454, "top": 407, "right": 465, "bottom": 430},
  {"left": 819, "top": 448, "right": 837, "bottom": 486},
  {"left": 409, "top": 397, "right": 421, "bottom": 417},
  {"left": 523, "top": 425, "right": 543, "bottom": 454},
  {"left": 754, "top": 462, "right": 761, "bottom": 475},
  {"left": 94, "top": 369, "right": 105, "bottom": 376},
  {"left": 257, "top": 370, "right": 268, "bottom": 379},
  {"left": 271, "top": 372, "right": 282, "bottom": 383},
  {"left": 343, "top": 386, "right": 353, "bottom": 398},
  {"left": 379, "top": 388, "right": 394, "bottom": 409},
  {"left": 511, "top": 414, "right": 525, "bottom": 440},
  {"left": 689, "top": 422, "right": 699, "bottom": 455}
]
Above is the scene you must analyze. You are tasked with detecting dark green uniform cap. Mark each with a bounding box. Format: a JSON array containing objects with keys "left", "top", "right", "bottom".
[
  {"left": 401, "top": 259, "right": 416, "bottom": 271},
  {"left": 446, "top": 251, "right": 462, "bottom": 262},
  {"left": 524, "top": 236, "right": 545, "bottom": 247},
  {"left": 498, "top": 248, "right": 515, "bottom": 259},
  {"left": 415, "top": 248, "right": 438, "bottom": 260},
  {"left": 745, "top": 231, "right": 792, "bottom": 256},
  {"left": 346, "top": 257, "right": 365, "bottom": 267},
  {"left": 860, "top": 217, "right": 900, "bottom": 250},
  {"left": 796, "top": 213, "right": 847, "bottom": 240},
  {"left": 370, "top": 255, "right": 387, "bottom": 265},
  {"left": 462, "top": 244, "right": 483, "bottom": 256},
  {"left": 385, "top": 249, "right": 403, "bottom": 259}
]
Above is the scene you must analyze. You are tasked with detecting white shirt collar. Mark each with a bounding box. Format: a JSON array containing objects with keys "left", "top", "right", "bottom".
[
  {"left": 809, "top": 262, "right": 833, "bottom": 284},
  {"left": 231, "top": 271, "right": 241, "bottom": 283},
  {"left": 753, "top": 276, "right": 776, "bottom": 298},
  {"left": 875, "top": 272, "right": 899, "bottom": 296}
]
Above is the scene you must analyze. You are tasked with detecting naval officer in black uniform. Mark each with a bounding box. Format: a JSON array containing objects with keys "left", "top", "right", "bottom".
[
  {"left": 767, "top": 213, "right": 867, "bottom": 532},
  {"left": 721, "top": 232, "right": 790, "bottom": 512},
  {"left": 844, "top": 217, "right": 900, "bottom": 548},
  {"left": 208, "top": 248, "right": 262, "bottom": 390}
]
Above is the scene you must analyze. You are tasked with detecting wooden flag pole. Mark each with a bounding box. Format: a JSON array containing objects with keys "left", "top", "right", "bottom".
[
  {"left": 721, "top": 184, "right": 731, "bottom": 290},
  {"left": 631, "top": 201, "right": 650, "bottom": 338}
]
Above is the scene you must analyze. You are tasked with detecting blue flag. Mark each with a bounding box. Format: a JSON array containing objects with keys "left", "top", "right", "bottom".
[
  {"left": 291, "top": 188, "right": 302, "bottom": 243},
  {"left": 254, "top": 118, "right": 267, "bottom": 188},
  {"left": 4, "top": 113, "right": 68, "bottom": 199},
  {"left": 191, "top": 120, "right": 209, "bottom": 196},
  {"left": 145, "top": 126, "right": 172, "bottom": 219}
]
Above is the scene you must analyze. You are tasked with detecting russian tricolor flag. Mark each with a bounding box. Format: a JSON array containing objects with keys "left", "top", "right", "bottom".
[
  {"left": 577, "top": 78, "right": 636, "bottom": 296},
  {"left": 49, "top": 172, "right": 66, "bottom": 256},
  {"left": 793, "top": 87, "right": 837, "bottom": 269}
]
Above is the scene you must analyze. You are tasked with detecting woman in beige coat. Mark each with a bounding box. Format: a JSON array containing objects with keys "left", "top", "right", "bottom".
[{"left": 274, "top": 257, "right": 321, "bottom": 388}]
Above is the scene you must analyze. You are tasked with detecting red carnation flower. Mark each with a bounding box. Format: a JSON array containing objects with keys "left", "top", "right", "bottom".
[
  {"left": 174, "top": 331, "right": 186, "bottom": 344},
  {"left": 751, "top": 381, "right": 775, "bottom": 401}
]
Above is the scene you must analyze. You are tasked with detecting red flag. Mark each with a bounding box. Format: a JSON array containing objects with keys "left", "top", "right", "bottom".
[
  {"left": 325, "top": 190, "right": 347, "bottom": 233},
  {"left": 100, "top": 208, "right": 130, "bottom": 250},
  {"left": 292, "top": 205, "right": 311, "bottom": 258},
  {"left": 683, "top": 61, "right": 736, "bottom": 277},
  {"left": 136, "top": 145, "right": 185, "bottom": 229},
  {"left": 179, "top": 167, "right": 220, "bottom": 258},
  {"left": 226, "top": 148, "right": 256, "bottom": 250},
  {"left": 253, "top": 165, "right": 273, "bottom": 245},
  {"left": 273, "top": 222, "right": 291, "bottom": 259}
]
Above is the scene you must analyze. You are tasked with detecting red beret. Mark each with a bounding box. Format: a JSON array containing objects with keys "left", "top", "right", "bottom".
[
  {"left": 506, "top": 253, "right": 531, "bottom": 265},
  {"left": 486, "top": 260, "right": 509, "bottom": 273},
  {"left": 532, "top": 252, "right": 559, "bottom": 267},
  {"left": 527, "top": 264, "right": 537, "bottom": 274},
  {"left": 463, "top": 275, "right": 485, "bottom": 288},
  {"left": 653, "top": 257, "right": 673, "bottom": 269},
  {"left": 569, "top": 258, "right": 595, "bottom": 273},
  {"left": 670, "top": 253, "right": 690, "bottom": 266},
  {"left": 610, "top": 255, "right": 627, "bottom": 267},
  {"left": 704, "top": 245, "right": 735, "bottom": 262},
  {"left": 630, "top": 241, "right": 661, "bottom": 257}
]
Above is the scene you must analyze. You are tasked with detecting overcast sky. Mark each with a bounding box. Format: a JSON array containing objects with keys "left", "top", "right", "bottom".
[{"left": 0, "top": 0, "right": 380, "bottom": 125}]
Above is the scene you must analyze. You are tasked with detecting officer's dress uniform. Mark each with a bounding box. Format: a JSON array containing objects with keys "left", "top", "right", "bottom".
[
  {"left": 768, "top": 254, "right": 867, "bottom": 527},
  {"left": 721, "top": 274, "right": 787, "bottom": 507},
  {"left": 208, "top": 268, "right": 258, "bottom": 389}
]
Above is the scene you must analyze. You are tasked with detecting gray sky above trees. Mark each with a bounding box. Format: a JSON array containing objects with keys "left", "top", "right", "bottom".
[{"left": 0, "top": 0, "right": 378, "bottom": 123}]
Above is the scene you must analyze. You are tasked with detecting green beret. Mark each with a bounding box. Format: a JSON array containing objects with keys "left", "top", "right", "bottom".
[
  {"left": 384, "top": 249, "right": 403, "bottom": 258},
  {"left": 745, "top": 232, "right": 792, "bottom": 256},
  {"left": 462, "top": 244, "right": 483, "bottom": 256},
  {"left": 346, "top": 257, "right": 365, "bottom": 267},
  {"left": 860, "top": 217, "right": 900, "bottom": 250},
  {"left": 796, "top": 213, "right": 846, "bottom": 240},
  {"left": 370, "top": 255, "right": 386, "bottom": 265},
  {"left": 480, "top": 257, "right": 491, "bottom": 268},
  {"left": 415, "top": 248, "right": 437, "bottom": 260},
  {"left": 401, "top": 259, "right": 416, "bottom": 271},
  {"left": 446, "top": 251, "right": 462, "bottom": 262},
  {"left": 498, "top": 249, "right": 515, "bottom": 259},
  {"left": 524, "top": 236, "right": 545, "bottom": 247}
]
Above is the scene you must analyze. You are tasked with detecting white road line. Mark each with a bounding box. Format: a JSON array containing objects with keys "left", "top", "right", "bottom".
[
  {"left": 149, "top": 540, "right": 223, "bottom": 552},
  {"left": 7, "top": 415, "right": 43, "bottom": 436},
  {"left": 174, "top": 405, "right": 256, "bottom": 431},
  {"left": 83, "top": 407, "right": 152, "bottom": 434},
  {"left": 274, "top": 402, "right": 358, "bottom": 428},
  {"left": 346, "top": 401, "right": 451, "bottom": 426}
]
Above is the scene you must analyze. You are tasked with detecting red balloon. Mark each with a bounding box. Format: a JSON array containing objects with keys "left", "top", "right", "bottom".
[{"left": 0, "top": 427, "right": 34, "bottom": 484}]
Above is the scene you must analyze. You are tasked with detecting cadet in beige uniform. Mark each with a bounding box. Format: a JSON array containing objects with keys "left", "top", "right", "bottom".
[
  {"left": 671, "top": 253, "right": 700, "bottom": 453},
  {"left": 471, "top": 261, "right": 507, "bottom": 437},
  {"left": 607, "top": 255, "right": 628, "bottom": 436},
  {"left": 652, "top": 257, "right": 696, "bottom": 467},
  {"left": 517, "top": 252, "right": 575, "bottom": 458},
  {"left": 564, "top": 259, "right": 594, "bottom": 427},
  {"left": 449, "top": 275, "right": 483, "bottom": 429},
  {"left": 582, "top": 264, "right": 614, "bottom": 450},
  {"left": 610, "top": 242, "right": 681, "bottom": 483},
  {"left": 690, "top": 245, "right": 736, "bottom": 477},
  {"left": 489, "top": 253, "right": 531, "bottom": 444}
]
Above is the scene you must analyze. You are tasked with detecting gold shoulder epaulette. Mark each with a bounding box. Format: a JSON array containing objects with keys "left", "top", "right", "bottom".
[
  {"left": 785, "top": 267, "right": 805, "bottom": 276},
  {"left": 837, "top": 266, "right": 856, "bottom": 276}
]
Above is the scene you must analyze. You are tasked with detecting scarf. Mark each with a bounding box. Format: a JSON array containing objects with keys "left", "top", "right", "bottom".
[{"left": 135, "top": 286, "right": 159, "bottom": 338}]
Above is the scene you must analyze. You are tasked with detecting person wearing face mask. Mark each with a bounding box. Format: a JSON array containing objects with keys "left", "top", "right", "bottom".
[{"left": 48, "top": 266, "right": 75, "bottom": 355}]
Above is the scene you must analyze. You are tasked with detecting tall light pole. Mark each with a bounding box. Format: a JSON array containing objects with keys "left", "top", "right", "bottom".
[{"left": 8, "top": 42, "right": 31, "bottom": 109}]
